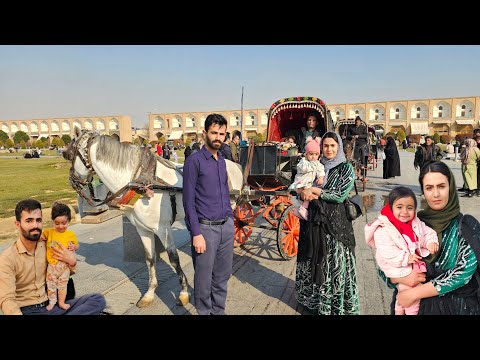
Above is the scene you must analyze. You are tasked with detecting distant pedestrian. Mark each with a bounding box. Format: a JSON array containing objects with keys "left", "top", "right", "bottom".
[
  {"left": 230, "top": 132, "right": 241, "bottom": 163},
  {"left": 219, "top": 132, "right": 233, "bottom": 161},
  {"left": 460, "top": 138, "right": 480, "bottom": 197},
  {"left": 163, "top": 143, "right": 171, "bottom": 160},
  {"left": 414, "top": 136, "right": 443, "bottom": 170},
  {"left": 383, "top": 137, "right": 401, "bottom": 179}
]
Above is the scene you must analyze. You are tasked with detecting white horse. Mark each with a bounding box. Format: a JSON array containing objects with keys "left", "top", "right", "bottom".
[{"left": 63, "top": 127, "right": 244, "bottom": 308}]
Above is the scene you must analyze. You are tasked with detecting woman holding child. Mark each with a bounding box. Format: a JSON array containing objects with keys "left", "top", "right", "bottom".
[
  {"left": 295, "top": 132, "right": 359, "bottom": 315},
  {"left": 391, "top": 161, "right": 480, "bottom": 314}
]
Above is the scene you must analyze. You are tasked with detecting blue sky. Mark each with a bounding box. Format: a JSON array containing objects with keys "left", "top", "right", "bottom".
[{"left": 1, "top": 45, "right": 479, "bottom": 128}]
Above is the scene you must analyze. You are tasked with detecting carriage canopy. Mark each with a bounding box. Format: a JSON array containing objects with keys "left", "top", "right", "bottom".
[{"left": 266, "top": 96, "right": 335, "bottom": 141}]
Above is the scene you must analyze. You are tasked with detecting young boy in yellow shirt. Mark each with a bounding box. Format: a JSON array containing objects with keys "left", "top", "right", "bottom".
[{"left": 41, "top": 202, "right": 79, "bottom": 311}]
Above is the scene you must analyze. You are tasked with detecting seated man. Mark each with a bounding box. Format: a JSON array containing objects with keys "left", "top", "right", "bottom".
[
  {"left": 294, "top": 112, "right": 324, "bottom": 154},
  {"left": 0, "top": 199, "right": 106, "bottom": 315}
]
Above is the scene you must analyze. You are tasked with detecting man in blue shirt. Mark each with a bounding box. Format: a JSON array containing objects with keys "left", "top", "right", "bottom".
[{"left": 182, "top": 114, "right": 234, "bottom": 315}]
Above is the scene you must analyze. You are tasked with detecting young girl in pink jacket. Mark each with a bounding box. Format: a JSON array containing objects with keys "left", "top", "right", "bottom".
[{"left": 365, "top": 186, "right": 439, "bottom": 315}]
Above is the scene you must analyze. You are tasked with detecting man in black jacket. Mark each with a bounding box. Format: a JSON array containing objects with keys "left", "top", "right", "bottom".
[
  {"left": 295, "top": 113, "right": 323, "bottom": 154},
  {"left": 347, "top": 116, "right": 369, "bottom": 179},
  {"left": 413, "top": 136, "right": 444, "bottom": 170}
]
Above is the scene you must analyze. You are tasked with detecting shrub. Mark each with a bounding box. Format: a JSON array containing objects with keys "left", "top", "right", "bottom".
[
  {"left": 397, "top": 129, "right": 406, "bottom": 142},
  {"left": 407, "top": 134, "right": 421, "bottom": 144},
  {"left": 433, "top": 132, "right": 441, "bottom": 144},
  {"left": 440, "top": 134, "right": 451, "bottom": 144},
  {"left": 61, "top": 134, "right": 72, "bottom": 145},
  {"left": 455, "top": 134, "right": 468, "bottom": 144},
  {"left": 385, "top": 132, "right": 396, "bottom": 139}
]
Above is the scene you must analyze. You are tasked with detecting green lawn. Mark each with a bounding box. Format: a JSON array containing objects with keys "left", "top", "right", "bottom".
[
  {"left": 0, "top": 157, "right": 77, "bottom": 218},
  {"left": 0, "top": 149, "right": 59, "bottom": 157},
  {"left": 0, "top": 152, "right": 185, "bottom": 219}
]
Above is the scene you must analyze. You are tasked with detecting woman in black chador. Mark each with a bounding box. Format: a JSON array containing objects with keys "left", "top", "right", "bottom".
[{"left": 383, "top": 136, "right": 401, "bottom": 179}]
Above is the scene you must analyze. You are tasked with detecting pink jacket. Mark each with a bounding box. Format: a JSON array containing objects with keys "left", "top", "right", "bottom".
[{"left": 364, "top": 215, "right": 439, "bottom": 278}]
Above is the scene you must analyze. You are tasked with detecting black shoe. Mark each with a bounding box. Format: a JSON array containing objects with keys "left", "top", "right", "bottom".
[
  {"left": 462, "top": 190, "right": 473, "bottom": 197},
  {"left": 476, "top": 190, "right": 480, "bottom": 197},
  {"left": 458, "top": 187, "right": 466, "bottom": 192}
]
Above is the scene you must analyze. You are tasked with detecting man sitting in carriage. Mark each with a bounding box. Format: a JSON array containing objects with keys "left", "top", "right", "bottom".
[{"left": 294, "top": 112, "right": 324, "bottom": 154}]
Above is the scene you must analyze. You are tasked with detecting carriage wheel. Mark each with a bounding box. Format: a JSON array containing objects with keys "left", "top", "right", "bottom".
[
  {"left": 276, "top": 205, "right": 300, "bottom": 260},
  {"left": 234, "top": 203, "right": 254, "bottom": 247}
]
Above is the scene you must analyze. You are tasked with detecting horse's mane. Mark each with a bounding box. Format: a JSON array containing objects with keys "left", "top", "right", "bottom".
[{"left": 95, "top": 135, "right": 143, "bottom": 172}]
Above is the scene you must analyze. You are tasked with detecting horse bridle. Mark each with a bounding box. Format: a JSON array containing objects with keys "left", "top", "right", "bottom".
[{"left": 65, "top": 130, "right": 104, "bottom": 206}]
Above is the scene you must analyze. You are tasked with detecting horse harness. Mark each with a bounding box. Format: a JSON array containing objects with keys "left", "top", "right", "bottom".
[{"left": 67, "top": 130, "right": 182, "bottom": 225}]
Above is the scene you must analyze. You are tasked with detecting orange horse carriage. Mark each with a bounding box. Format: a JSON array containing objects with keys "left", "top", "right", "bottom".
[{"left": 232, "top": 96, "right": 335, "bottom": 259}]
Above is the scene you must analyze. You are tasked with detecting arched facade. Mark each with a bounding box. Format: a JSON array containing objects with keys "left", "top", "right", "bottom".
[
  {"left": 368, "top": 105, "right": 385, "bottom": 121},
  {"left": 348, "top": 106, "right": 365, "bottom": 120},
  {"left": 410, "top": 103, "right": 428, "bottom": 119},
  {"left": 0, "top": 116, "right": 132, "bottom": 142}
]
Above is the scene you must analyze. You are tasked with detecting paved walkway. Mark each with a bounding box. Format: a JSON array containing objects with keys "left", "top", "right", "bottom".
[{"left": 2, "top": 152, "right": 478, "bottom": 315}]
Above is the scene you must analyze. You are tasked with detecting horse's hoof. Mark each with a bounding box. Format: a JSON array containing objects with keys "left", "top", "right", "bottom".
[
  {"left": 136, "top": 297, "right": 153, "bottom": 308},
  {"left": 178, "top": 291, "right": 189, "bottom": 306}
]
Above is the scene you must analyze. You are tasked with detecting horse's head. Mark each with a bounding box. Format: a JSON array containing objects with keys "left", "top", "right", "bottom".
[{"left": 64, "top": 127, "right": 100, "bottom": 205}]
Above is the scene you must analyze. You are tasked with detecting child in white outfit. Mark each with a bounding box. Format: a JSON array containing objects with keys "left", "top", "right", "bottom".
[{"left": 289, "top": 137, "right": 325, "bottom": 220}]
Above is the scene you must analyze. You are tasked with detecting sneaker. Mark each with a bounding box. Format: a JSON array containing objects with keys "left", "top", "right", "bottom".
[{"left": 298, "top": 206, "right": 309, "bottom": 220}]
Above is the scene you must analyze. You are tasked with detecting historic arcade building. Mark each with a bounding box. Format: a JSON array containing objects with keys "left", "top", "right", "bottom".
[
  {"left": 148, "top": 96, "right": 480, "bottom": 143},
  {"left": 0, "top": 115, "right": 132, "bottom": 143}
]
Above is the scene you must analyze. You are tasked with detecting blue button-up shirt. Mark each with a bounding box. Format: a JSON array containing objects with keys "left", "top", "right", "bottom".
[{"left": 183, "top": 146, "right": 233, "bottom": 237}]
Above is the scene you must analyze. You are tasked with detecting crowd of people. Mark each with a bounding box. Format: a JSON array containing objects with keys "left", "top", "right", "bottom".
[{"left": 1, "top": 112, "right": 479, "bottom": 316}]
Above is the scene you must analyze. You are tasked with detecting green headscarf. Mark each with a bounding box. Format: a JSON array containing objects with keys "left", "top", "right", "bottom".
[{"left": 417, "top": 165, "right": 460, "bottom": 263}]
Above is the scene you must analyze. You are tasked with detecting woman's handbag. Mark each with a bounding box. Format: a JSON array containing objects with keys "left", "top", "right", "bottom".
[{"left": 345, "top": 181, "right": 364, "bottom": 221}]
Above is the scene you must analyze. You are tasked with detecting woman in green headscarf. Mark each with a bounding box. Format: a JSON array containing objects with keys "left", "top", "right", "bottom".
[{"left": 392, "top": 161, "right": 480, "bottom": 314}]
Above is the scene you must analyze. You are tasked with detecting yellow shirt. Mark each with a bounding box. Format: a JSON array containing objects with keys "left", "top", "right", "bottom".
[{"left": 42, "top": 228, "right": 78, "bottom": 265}]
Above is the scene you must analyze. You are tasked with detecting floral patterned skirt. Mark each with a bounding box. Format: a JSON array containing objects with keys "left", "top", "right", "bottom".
[{"left": 295, "top": 234, "right": 360, "bottom": 315}]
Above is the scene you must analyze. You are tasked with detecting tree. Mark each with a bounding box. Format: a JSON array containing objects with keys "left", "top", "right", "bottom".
[
  {"left": 6, "top": 138, "right": 14, "bottom": 147},
  {"left": 0, "top": 130, "right": 8, "bottom": 143},
  {"left": 184, "top": 137, "right": 192, "bottom": 147},
  {"left": 0, "top": 140, "right": 3, "bottom": 148},
  {"left": 13, "top": 130, "right": 29, "bottom": 144},
  {"left": 19, "top": 140, "right": 27, "bottom": 149},
  {"left": 51, "top": 137, "right": 65, "bottom": 147},
  {"left": 455, "top": 134, "right": 468, "bottom": 144},
  {"left": 396, "top": 129, "right": 406, "bottom": 143},
  {"left": 157, "top": 135, "right": 167, "bottom": 144},
  {"left": 433, "top": 132, "right": 441, "bottom": 144},
  {"left": 407, "top": 134, "right": 421, "bottom": 145},
  {"left": 385, "top": 132, "right": 396, "bottom": 139},
  {"left": 252, "top": 133, "right": 265, "bottom": 144},
  {"left": 440, "top": 134, "right": 451, "bottom": 144},
  {"left": 61, "top": 134, "right": 72, "bottom": 145}
]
